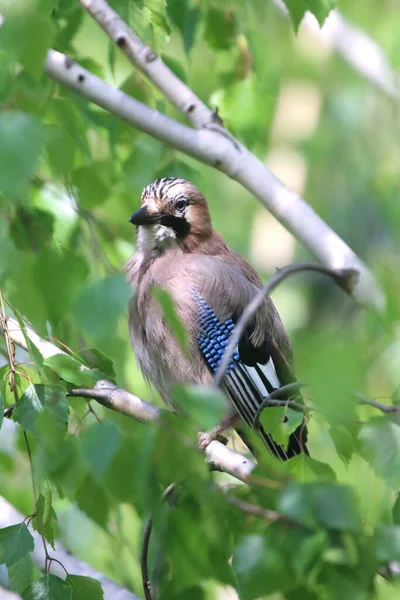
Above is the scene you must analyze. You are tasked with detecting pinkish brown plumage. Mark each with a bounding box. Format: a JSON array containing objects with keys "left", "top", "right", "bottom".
[{"left": 126, "top": 177, "right": 307, "bottom": 458}]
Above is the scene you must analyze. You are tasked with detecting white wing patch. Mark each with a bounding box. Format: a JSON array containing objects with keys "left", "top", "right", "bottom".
[{"left": 249, "top": 358, "right": 280, "bottom": 392}]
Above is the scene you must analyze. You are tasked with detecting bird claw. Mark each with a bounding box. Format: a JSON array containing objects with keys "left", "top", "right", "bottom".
[{"left": 198, "top": 430, "right": 229, "bottom": 450}]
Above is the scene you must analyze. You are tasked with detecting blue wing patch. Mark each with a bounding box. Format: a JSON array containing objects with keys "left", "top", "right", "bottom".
[
  {"left": 193, "top": 292, "right": 307, "bottom": 460},
  {"left": 195, "top": 293, "right": 239, "bottom": 373}
]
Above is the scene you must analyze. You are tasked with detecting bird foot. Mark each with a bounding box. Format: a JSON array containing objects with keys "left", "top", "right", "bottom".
[
  {"left": 197, "top": 415, "right": 239, "bottom": 450},
  {"left": 198, "top": 430, "right": 228, "bottom": 450}
]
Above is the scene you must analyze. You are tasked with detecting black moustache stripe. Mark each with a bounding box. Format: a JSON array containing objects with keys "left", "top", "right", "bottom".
[{"left": 160, "top": 215, "right": 190, "bottom": 238}]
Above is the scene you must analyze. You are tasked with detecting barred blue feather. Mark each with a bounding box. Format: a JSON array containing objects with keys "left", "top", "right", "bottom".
[{"left": 194, "top": 293, "right": 303, "bottom": 459}]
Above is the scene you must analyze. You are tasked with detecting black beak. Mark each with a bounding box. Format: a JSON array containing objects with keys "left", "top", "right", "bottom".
[{"left": 129, "top": 206, "right": 162, "bottom": 226}]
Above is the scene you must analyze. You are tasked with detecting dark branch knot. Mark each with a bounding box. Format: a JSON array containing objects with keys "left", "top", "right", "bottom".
[{"left": 145, "top": 50, "right": 158, "bottom": 62}]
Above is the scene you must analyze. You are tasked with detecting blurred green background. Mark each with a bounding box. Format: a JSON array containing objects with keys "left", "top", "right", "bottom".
[{"left": 1, "top": 0, "right": 400, "bottom": 598}]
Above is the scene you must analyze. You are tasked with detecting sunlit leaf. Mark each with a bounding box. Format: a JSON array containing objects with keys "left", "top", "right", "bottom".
[
  {"left": 260, "top": 405, "right": 304, "bottom": 449},
  {"left": 80, "top": 421, "right": 121, "bottom": 481},
  {"left": 279, "top": 483, "right": 361, "bottom": 531},
  {"left": 0, "top": 111, "right": 45, "bottom": 203},
  {"left": 204, "top": 8, "right": 237, "bottom": 50},
  {"left": 172, "top": 384, "right": 227, "bottom": 430},
  {"left": 13, "top": 384, "right": 69, "bottom": 435},
  {"left": 360, "top": 418, "right": 400, "bottom": 489},
  {"left": 32, "top": 492, "right": 57, "bottom": 550},
  {"left": 0, "top": 523, "right": 34, "bottom": 566},
  {"left": 44, "top": 354, "right": 104, "bottom": 387},
  {"left": 22, "top": 574, "right": 72, "bottom": 600},
  {"left": 65, "top": 575, "right": 104, "bottom": 600},
  {"left": 7, "top": 553, "right": 38, "bottom": 594},
  {"left": 74, "top": 275, "right": 130, "bottom": 343}
]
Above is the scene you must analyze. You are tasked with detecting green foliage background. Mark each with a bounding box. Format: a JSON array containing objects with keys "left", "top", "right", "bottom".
[{"left": 1, "top": 0, "right": 400, "bottom": 598}]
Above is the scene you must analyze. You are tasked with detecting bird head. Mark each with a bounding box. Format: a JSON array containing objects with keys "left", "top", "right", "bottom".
[{"left": 129, "top": 178, "right": 212, "bottom": 253}]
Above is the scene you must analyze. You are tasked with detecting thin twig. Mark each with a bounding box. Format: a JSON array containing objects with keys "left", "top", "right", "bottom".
[
  {"left": 226, "top": 494, "right": 282, "bottom": 522},
  {"left": 355, "top": 395, "right": 400, "bottom": 413},
  {"left": 141, "top": 483, "right": 176, "bottom": 600},
  {"left": 252, "top": 383, "right": 307, "bottom": 430},
  {"left": 213, "top": 263, "right": 358, "bottom": 388}
]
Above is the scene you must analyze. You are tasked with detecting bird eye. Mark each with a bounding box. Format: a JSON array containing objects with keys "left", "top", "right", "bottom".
[{"left": 175, "top": 199, "right": 187, "bottom": 212}]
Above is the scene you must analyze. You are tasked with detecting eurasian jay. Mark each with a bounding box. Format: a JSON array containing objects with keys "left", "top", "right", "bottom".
[{"left": 126, "top": 177, "right": 308, "bottom": 459}]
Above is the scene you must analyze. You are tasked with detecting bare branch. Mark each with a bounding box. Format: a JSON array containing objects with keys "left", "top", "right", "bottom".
[
  {"left": 226, "top": 494, "right": 283, "bottom": 522},
  {"left": 355, "top": 395, "right": 400, "bottom": 414},
  {"left": 78, "top": 0, "right": 212, "bottom": 128},
  {"left": 213, "top": 263, "right": 358, "bottom": 388},
  {"left": 44, "top": 51, "right": 224, "bottom": 168},
  {"left": 0, "top": 496, "right": 140, "bottom": 600},
  {"left": 1, "top": 317, "right": 256, "bottom": 484},
  {"left": 0, "top": 317, "right": 66, "bottom": 359},
  {"left": 67, "top": 381, "right": 161, "bottom": 422}
]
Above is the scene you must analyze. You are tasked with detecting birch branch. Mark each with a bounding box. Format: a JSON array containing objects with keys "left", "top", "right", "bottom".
[
  {"left": 0, "top": 496, "right": 140, "bottom": 600},
  {"left": 0, "top": 317, "right": 256, "bottom": 484},
  {"left": 42, "top": 0, "right": 383, "bottom": 312}
]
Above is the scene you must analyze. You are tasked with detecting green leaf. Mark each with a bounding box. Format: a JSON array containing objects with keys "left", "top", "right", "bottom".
[
  {"left": 80, "top": 422, "right": 121, "bottom": 481},
  {"left": 22, "top": 574, "right": 72, "bottom": 600},
  {"left": 9, "top": 207, "right": 54, "bottom": 252},
  {"left": 0, "top": 111, "right": 45, "bottom": 203},
  {"left": 44, "top": 354, "right": 104, "bottom": 387},
  {"left": 74, "top": 275, "right": 130, "bottom": 343},
  {"left": 151, "top": 286, "right": 188, "bottom": 354},
  {"left": 20, "top": 13, "right": 55, "bottom": 82},
  {"left": 233, "top": 529, "right": 294, "bottom": 599},
  {"left": 0, "top": 387, "right": 3, "bottom": 431},
  {"left": 0, "top": 523, "right": 34, "bottom": 566},
  {"left": 204, "top": 8, "right": 237, "bottom": 50},
  {"left": 146, "top": 0, "right": 171, "bottom": 53},
  {"left": 45, "top": 125, "right": 75, "bottom": 177},
  {"left": 375, "top": 525, "right": 400, "bottom": 563},
  {"left": 306, "top": 0, "right": 335, "bottom": 26},
  {"left": 13, "top": 308, "right": 44, "bottom": 373},
  {"left": 75, "top": 475, "right": 110, "bottom": 527},
  {"left": 7, "top": 553, "right": 38, "bottom": 594},
  {"left": 34, "top": 249, "right": 89, "bottom": 325},
  {"left": 183, "top": 8, "right": 199, "bottom": 55},
  {"left": 166, "top": 0, "right": 199, "bottom": 55},
  {"left": 77, "top": 349, "right": 115, "bottom": 380},
  {"left": 72, "top": 165, "right": 111, "bottom": 209},
  {"left": 35, "top": 433, "right": 87, "bottom": 497},
  {"left": 260, "top": 406, "right": 304, "bottom": 449},
  {"left": 13, "top": 384, "right": 69, "bottom": 435},
  {"left": 283, "top": 0, "right": 335, "bottom": 32},
  {"left": 283, "top": 0, "right": 308, "bottom": 31},
  {"left": 65, "top": 575, "right": 104, "bottom": 600},
  {"left": 360, "top": 418, "right": 400, "bottom": 489},
  {"left": 279, "top": 483, "right": 361, "bottom": 530},
  {"left": 32, "top": 492, "right": 57, "bottom": 550},
  {"left": 162, "top": 55, "right": 187, "bottom": 83},
  {"left": 287, "top": 454, "right": 336, "bottom": 483},
  {"left": 172, "top": 385, "right": 227, "bottom": 430}
]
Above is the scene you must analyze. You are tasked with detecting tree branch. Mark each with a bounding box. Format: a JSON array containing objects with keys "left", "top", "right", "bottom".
[
  {"left": 1, "top": 317, "right": 256, "bottom": 484},
  {"left": 68, "top": 381, "right": 161, "bottom": 422},
  {"left": 0, "top": 496, "right": 140, "bottom": 600},
  {"left": 43, "top": 0, "right": 384, "bottom": 312},
  {"left": 78, "top": 0, "right": 213, "bottom": 129},
  {"left": 355, "top": 395, "right": 400, "bottom": 414}
]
